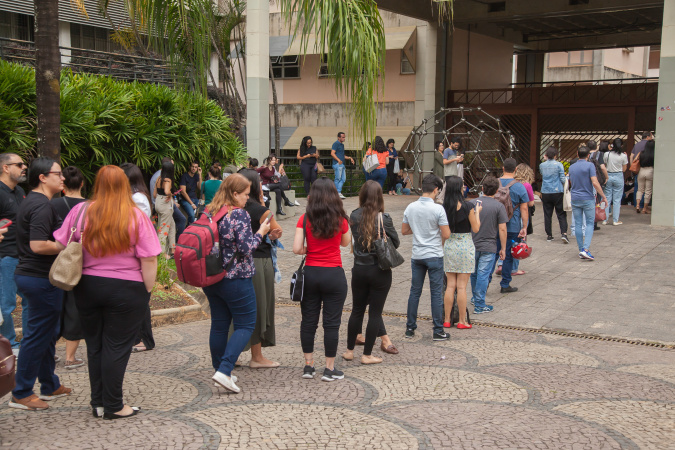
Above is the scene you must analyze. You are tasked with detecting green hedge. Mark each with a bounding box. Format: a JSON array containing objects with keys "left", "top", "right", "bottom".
[{"left": 0, "top": 61, "right": 246, "bottom": 182}]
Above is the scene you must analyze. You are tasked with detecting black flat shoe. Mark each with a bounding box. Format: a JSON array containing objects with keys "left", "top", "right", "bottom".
[
  {"left": 276, "top": 210, "right": 286, "bottom": 216},
  {"left": 284, "top": 200, "right": 294, "bottom": 207},
  {"left": 103, "top": 406, "right": 141, "bottom": 420},
  {"left": 92, "top": 406, "right": 104, "bottom": 418}
]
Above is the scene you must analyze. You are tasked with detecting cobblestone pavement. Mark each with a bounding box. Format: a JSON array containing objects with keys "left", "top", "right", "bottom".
[
  {"left": 1, "top": 306, "right": 674, "bottom": 449},
  {"left": 275, "top": 195, "right": 675, "bottom": 344}
]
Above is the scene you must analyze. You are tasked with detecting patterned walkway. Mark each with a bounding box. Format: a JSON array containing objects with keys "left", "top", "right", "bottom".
[{"left": 1, "top": 305, "right": 674, "bottom": 449}]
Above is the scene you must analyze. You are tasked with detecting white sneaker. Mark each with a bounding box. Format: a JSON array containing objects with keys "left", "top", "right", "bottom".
[
  {"left": 12, "top": 348, "right": 19, "bottom": 359},
  {"left": 212, "top": 371, "right": 240, "bottom": 393},
  {"left": 339, "top": 193, "right": 346, "bottom": 199},
  {"left": 601, "top": 220, "right": 607, "bottom": 225},
  {"left": 214, "top": 375, "right": 237, "bottom": 386},
  {"left": 294, "top": 200, "right": 301, "bottom": 206}
]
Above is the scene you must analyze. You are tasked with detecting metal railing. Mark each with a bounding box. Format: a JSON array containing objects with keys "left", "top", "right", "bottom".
[
  {"left": 0, "top": 37, "right": 187, "bottom": 86},
  {"left": 509, "top": 77, "right": 658, "bottom": 88},
  {"left": 276, "top": 153, "right": 368, "bottom": 198}
]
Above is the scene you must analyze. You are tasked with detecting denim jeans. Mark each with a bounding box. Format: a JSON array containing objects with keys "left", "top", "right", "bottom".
[
  {"left": 12, "top": 275, "right": 63, "bottom": 399},
  {"left": 605, "top": 172, "right": 623, "bottom": 223},
  {"left": 470, "top": 251, "right": 497, "bottom": 308},
  {"left": 496, "top": 232, "right": 520, "bottom": 289},
  {"left": 178, "top": 197, "right": 198, "bottom": 225},
  {"left": 333, "top": 163, "right": 346, "bottom": 193},
  {"left": 0, "top": 256, "right": 20, "bottom": 348},
  {"left": 173, "top": 204, "right": 187, "bottom": 240},
  {"left": 396, "top": 183, "right": 411, "bottom": 195},
  {"left": 203, "top": 277, "right": 257, "bottom": 376},
  {"left": 369, "top": 168, "right": 387, "bottom": 189},
  {"left": 572, "top": 199, "right": 596, "bottom": 251},
  {"left": 569, "top": 210, "right": 587, "bottom": 237},
  {"left": 406, "top": 257, "right": 445, "bottom": 334}
]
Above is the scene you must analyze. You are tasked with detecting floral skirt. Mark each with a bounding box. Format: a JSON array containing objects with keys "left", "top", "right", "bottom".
[{"left": 443, "top": 233, "right": 476, "bottom": 273}]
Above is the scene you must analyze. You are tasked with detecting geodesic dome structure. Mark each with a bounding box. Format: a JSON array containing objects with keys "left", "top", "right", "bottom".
[{"left": 400, "top": 107, "right": 518, "bottom": 193}]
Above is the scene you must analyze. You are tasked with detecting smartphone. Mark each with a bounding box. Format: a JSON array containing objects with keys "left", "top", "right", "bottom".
[
  {"left": 0, "top": 219, "right": 12, "bottom": 229},
  {"left": 266, "top": 213, "right": 274, "bottom": 223},
  {"left": 475, "top": 200, "right": 482, "bottom": 210}
]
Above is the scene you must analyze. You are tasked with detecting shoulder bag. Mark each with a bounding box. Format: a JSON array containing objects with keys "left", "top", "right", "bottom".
[
  {"left": 49, "top": 203, "right": 89, "bottom": 291},
  {"left": 290, "top": 216, "right": 307, "bottom": 302},
  {"left": 630, "top": 152, "right": 641, "bottom": 175},
  {"left": 563, "top": 179, "right": 572, "bottom": 212},
  {"left": 363, "top": 151, "right": 379, "bottom": 173},
  {"left": 373, "top": 213, "right": 404, "bottom": 271},
  {"left": 315, "top": 162, "right": 326, "bottom": 174},
  {"left": 0, "top": 333, "right": 15, "bottom": 398}
]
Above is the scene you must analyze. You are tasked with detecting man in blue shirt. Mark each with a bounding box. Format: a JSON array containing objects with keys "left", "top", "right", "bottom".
[
  {"left": 497, "top": 158, "right": 529, "bottom": 294},
  {"left": 539, "top": 146, "right": 569, "bottom": 243},
  {"left": 179, "top": 161, "right": 202, "bottom": 225},
  {"left": 569, "top": 146, "right": 607, "bottom": 261},
  {"left": 331, "top": 132, "right": 354, "bottom": 199}
]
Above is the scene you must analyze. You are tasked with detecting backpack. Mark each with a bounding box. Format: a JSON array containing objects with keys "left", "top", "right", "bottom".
[
  {"left": 175, "top": 206, "right": 240, "bottom": 287},
  {"left": 590, "top": 152, "right": 607, "bottom": 186},
  {"left": 494, "top": 179, "right": 517, "bottom": 220}
]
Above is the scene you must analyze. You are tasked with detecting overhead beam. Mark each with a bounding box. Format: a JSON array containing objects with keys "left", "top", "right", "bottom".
[{"left": 376, "top": 0, "right": 436, "bottom": 22}]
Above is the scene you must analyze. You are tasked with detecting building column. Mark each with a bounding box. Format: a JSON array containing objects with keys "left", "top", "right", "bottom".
[
  {"left": 652, "top": 0, "right": 675, "bottom": 226},
  {"left": 58, "top": 21, "right": 70, "bottom": 66},
  {"left": 245, "top": 0, "right": 270, "bottom": 162},
  {"left": 414, "top": 23, "right": 439, "bottom": 180}
]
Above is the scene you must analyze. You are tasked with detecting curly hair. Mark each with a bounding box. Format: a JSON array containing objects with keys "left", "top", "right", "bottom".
[
  {"left": 514, "top": 163, "right": 534, "bottom": 184},
  {"left": 306, "top": 178, "right": 348, "bottom": 239},
  {"left": 373, "top": 136, "right": 388, "bottom": 154}
]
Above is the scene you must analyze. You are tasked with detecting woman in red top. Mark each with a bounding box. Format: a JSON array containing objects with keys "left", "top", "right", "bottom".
[
  {"left": 365, "top": 136, "right": 389, "bottom": 189},
  {"left": 256, "top": 155, "right": 294, "bottom": 216},
  {"left": 293, "top": 178, "right": 351, "bottom": 382}
]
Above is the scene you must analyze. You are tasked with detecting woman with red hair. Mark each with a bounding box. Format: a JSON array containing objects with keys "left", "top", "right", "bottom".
[{"left": 54, "top": 165, "right": 161, "bottom": 420}]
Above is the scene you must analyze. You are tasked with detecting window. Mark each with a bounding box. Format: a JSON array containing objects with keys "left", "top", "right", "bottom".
[
  {"left": 318, "top": 54, "right": 334, "bottom": 78},
  {"left": 70, "top": 23, "right": 110, "bottom": 51},
  {"left": 0, "top": 12, "right": 34, "bottom": 42},
  {"left": 401, "top": 50, "right": 414, "bottom": 74},
  {"left": 568, "top": 50, "right": 593, "bottom": 66},
  {"left": 270, "top": 55, "right": 300, "bottom": 79}
]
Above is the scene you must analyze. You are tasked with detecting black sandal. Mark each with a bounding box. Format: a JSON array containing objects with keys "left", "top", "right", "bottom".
[{"left": 103, "top": 406, "right": 141, "bottom": 420}]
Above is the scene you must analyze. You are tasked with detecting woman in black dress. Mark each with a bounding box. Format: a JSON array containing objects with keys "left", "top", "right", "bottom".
[{"left": 297, "top": 136, "right": 318, "bottom": 195}]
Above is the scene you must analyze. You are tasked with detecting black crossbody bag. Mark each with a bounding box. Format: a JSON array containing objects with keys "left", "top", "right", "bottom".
[{"left": 290, "top": 216, "right": 307, "bottom": 302}]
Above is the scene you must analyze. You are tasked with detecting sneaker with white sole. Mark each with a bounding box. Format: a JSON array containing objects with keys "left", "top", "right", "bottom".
[
  {"left": 294, "top": 200, "right": 301, "bottom": 206},
  {"left": 613, "top": 221, "right": 623, "bottom": 226},
  {"left": 302, "top": 365, "right": 316, "bottom": 379},
  {"left": 212, "top": 371, "right": 240, "bottom": 393},
  {"left": 579, "top": 249, "right": 595, "bottom": 261},
  {"left": 39, "top": 385, "right": 72, "bottom": 401},
  {"left": 9, "top": 394, "right": 49, "bottom": 411},
  {"left": 601, "top": 220, "right": 607, "bottom": 225},
  {"left": 321, "top": 368, "right": 344, "bottom": 382},
  {"left": 214, "top": 375, "right": 237, "bottom": 387},
  {"left": 338, "top": 193, "right": 346, "bottom": 199},
  {"left": 474, "top": 305, "right": 494, "bottom": 314},
  {"left": 432, "top": 331, "right": 451, "bottom": 341},
  {"left": 561, "top": 235, "right": 569, "bottom": 244}
]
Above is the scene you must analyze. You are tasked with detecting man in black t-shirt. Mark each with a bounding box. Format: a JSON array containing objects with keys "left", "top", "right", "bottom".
[
  {"left": 0, "top": 153, "right": 26, "bottom": 353},
  {"left": 178, "top": 161, "right": 202, "bottom": 225}
]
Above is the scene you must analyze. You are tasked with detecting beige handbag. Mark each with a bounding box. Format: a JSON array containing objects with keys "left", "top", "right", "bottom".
[{"left": 49, "top": 203, "right": 88, "bottom": 291}]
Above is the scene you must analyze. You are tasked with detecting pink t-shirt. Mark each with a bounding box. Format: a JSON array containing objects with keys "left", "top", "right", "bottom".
[
  {"left": 54, "top": 202, "right": 162, "bottom": 283},
  {"left": 523, "top": 182, "right": 535, "bottom": 202}
]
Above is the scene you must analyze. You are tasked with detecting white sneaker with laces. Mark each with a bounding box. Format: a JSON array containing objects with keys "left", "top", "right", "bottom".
[
  {"left": 339, "top": 193, "right": 346, "bottom": 199},
  {"left": 212, "top": 371, "right": 240, "bottom": 393}
]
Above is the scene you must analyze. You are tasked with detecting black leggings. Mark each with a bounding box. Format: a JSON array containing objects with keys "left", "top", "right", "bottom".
[
  {"left": 75, "top": 275, "right": 148, "bottom": 413},
  {"left": 300, "top": 162, "right": 317, "bottom": 195},
  {"left": 347, "top": 265, "right": 392, "bottom": 355},
  {"left": 300, "top": 266, "right": 348, "bottom": 358},
  {"left": 541, "top": 193, "right": 568, "bottom": 236},
  {"left": 266, "top": 183, "right": 289, "bottom": 212},
  {"left": 136, "top": 305, "right": 155, "bottom": 350},
  {"left": 386, "top": 162, "right": 397, "bottom": 192}
]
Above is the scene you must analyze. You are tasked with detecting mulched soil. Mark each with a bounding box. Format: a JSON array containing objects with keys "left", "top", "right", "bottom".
[{"left": 10, "top": 282, "right": 195, "bottom": 325}]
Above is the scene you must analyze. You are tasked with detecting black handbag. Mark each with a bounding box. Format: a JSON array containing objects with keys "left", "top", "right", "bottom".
[
  {"left": 290, "top": 217, "right": 307, "bottom": 302},
  {"left": 373, "top": 213, "right": 404, "bottom": 271},
  {"left": 280, "top": 175, "right": 291, "bottom": 191},
  {"left": 449, "top": 295, "right": 471, "bottom": 327},
  {"left": 0, "top": 333, "right": 16, "bottom": 399}
]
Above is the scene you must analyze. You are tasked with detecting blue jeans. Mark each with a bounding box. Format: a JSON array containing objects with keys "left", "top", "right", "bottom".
[
  {"left": 496, "top": 232, "right": 520, "bottom": 289},
  {"left": 0, "top": 256, "right": 20, "bottom": 348},
  {"left": 406, "top": 257, "right": 445, "bottom": 334},
  {"left": 12, "top": 275, "right": 63, "bottom": 399},
  {"left": 569, "top": 210, "right": 587, "bottom": 237},
  {"left": 369, "top": 168, "right": 387, "bottom": 188},
  {"left": 396, "top": 183, "right": 411, "bottom": 195},
  {"left": 173, "top": 204, "right": 187, "bottom": 240},
  {"left": 178, "top": 197, "right": 198, "bottom": 225},
  {"left": 333, "top": 163, "right": 346, "bottom": 193},
  {"left": 470, "top": 251, "right": 497, "bottom": 308},
  {"left": 572, "top": 199, "right": 596, "bottom": 251},
  {"left": 203, "top": 277, "right": 257, "bottom": 376},
  {"left": 605, "top": 172, "right": 623, "bottom": 223}
]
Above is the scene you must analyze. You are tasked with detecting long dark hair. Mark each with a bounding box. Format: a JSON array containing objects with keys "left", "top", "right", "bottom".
[
  {"left": 373, "top": 136, "right": 387, "bottom": 154},
  {"left": 612, "top": 138, "right": 623, "bottom": 154},
  {"left": 160, "top": 160, "right": 174, "bottom": 181},
  {"left": 306, "top": 178, "right": 347, "bottom": 239},
  {"left": 354, "top": 180, "right": 384, "bottom": 251},
  {"left": 239, "top": 169, "right": 263, "bottom": 206},
  {"left": 27, "top": 157, "right": 58, "bottom": 190},
  {"left": 641, "top": 140, "right": 655, "bottom": 167},
  {"left": 120, "top": 162, "right": 152, "bottom": 206},
  {"left": 300, "top": 136, "right": 314, "bottom": 156},
  {"left": 442, "top": 176, "right": 465, "bottom": 228}
]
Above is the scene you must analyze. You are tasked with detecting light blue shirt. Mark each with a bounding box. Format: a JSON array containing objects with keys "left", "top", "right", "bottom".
[
  {"left": 569, "top": 159, "right": 597, "bottom": 202},
  {"left": 499, "top": 178, "right": 529, "bottom": 233},
  {"left": 402, "top": 197, "right": 449, "bottom": 260},
  {"left": 539, "top": 159, "right": 566, "bottom": 194}
]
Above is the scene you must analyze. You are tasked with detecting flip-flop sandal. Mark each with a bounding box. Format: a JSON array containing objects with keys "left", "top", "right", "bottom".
[
  {"left": 512, "top": 270, "right": 526, "bottom": 276},
  {"left": 131, "top": 346, "right": 147, "bottom": 353}
]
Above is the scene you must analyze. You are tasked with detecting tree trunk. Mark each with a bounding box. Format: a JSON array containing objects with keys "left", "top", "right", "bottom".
[
  {"left": 269, "top": 63, "right": 280, "bottom": 153},
  {"left": 33, "top": 0, "right": 61, "bottom": 160}
]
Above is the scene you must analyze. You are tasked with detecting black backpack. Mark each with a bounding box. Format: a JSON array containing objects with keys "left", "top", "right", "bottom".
[{"left": 590, "top": 152, "right": 607, "bottom": 186}]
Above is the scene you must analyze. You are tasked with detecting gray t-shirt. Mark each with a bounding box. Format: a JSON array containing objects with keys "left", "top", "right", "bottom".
[
  {"left": 442, "top": 148, "right": 458, "bottom": 177},
  {"left": 469, "top": 197, "right": 508, "bottom": 253},
  {"left": 402, "top": 197, "right": 449, "bottom": 260}
]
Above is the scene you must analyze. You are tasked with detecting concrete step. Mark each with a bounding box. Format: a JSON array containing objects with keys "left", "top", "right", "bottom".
[{"left": 267, "top": 190, "right": 298, "bottom": 220}]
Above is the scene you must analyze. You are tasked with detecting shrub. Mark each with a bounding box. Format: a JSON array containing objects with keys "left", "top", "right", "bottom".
[{"left": 0, "top": 61, "right": 246, "bottom": 182}]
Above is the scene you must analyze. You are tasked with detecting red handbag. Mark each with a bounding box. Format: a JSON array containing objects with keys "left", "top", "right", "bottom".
[
  {"left": 595, "top": 203, "right": 607, "bottom": 222},
  {"left": 0, "top": 334, "right": 16, "bottom": 398}
]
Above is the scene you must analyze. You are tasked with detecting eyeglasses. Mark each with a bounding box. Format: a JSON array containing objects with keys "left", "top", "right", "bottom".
[
  {"left": 6, "top": 162, "right": 26, "bottom": 168},
  {"left": 47, "top": 171, "right": 64, "bottom": 177}
]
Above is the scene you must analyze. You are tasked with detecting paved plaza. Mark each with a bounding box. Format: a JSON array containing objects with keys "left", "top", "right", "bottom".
[
  {"left": 1, "top": 305, "right": 675, "bottom": 449},
  {"left": 276, "top": 195, "right": 675, "bottom": 345}
]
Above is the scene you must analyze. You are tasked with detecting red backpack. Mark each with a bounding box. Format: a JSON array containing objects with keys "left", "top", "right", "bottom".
[{"left": 175, "top": 206, "right": 238, "bottom": 287}]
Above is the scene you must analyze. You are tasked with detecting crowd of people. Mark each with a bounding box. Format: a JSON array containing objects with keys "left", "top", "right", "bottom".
[{"left": 0, "top": 131, "right": 654, "bottom": 414}]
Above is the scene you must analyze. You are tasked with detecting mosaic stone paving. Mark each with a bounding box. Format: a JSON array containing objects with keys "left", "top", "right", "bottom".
[{"left": 1, "top": 305, "right": 674, "bottom": 449}]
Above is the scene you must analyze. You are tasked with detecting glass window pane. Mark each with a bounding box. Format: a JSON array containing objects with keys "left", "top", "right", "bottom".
[{"left": 284, "top": 66, "right": 299, "bottom": 78}]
